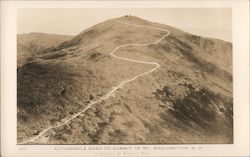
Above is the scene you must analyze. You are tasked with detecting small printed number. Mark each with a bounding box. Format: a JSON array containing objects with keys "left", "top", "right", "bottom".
[{"left": 18, "top": 147, "right": 26, "bottom": 151}]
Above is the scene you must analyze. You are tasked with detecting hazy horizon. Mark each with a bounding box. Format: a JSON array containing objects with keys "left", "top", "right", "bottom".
[{"left": 17, "top": 8, "right": 232, "bottom": 42}]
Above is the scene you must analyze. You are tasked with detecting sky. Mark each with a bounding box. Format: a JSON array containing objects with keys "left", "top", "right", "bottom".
[{"left": 17, "top": 8, "right": 232, "bottom": 42}]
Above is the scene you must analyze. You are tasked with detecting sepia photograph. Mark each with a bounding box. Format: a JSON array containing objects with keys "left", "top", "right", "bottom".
[{"left": 16, "top": 8, "right": 234, "bottom": 145}]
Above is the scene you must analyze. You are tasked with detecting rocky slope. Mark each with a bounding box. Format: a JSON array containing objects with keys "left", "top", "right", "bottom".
[{"left": 17, "top": 16, "right": 233, "bottom": 144}]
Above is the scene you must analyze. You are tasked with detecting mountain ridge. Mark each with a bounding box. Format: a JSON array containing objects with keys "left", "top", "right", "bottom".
[{"left": 17, "top": 33, "right": 73, "bottom": 67}]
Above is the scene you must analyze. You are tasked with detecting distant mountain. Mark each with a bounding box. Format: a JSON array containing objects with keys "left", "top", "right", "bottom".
[
  {"left": 17, "top": 33, "right": 73, "bottom": 67},
  {"left": 17, "top": 16, "right": 232, "bottom": 144},
  {"left": 179, "top": 27, "right": 232, "bottom": 43}
]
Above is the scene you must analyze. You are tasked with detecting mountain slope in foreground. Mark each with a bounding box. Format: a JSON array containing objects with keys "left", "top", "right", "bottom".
[{"left": 17, "top": 16, "right": 233, "bottom": 144}]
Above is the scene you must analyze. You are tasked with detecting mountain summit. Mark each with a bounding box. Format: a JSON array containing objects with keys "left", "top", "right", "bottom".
[{"left": 17, "top": 16, "right": 233, "bottom": 144}]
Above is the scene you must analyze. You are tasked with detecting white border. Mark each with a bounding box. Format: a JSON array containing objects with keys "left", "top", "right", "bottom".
[{"left": 1, "top": 1, "right": 249, "bottom": 156}]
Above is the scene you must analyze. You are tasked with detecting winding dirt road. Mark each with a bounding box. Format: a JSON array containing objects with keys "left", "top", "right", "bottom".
[{"left": 18, "top": 21, "right": 170, "bottom": 144}]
